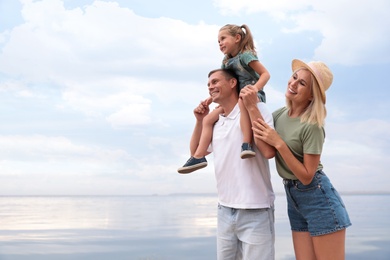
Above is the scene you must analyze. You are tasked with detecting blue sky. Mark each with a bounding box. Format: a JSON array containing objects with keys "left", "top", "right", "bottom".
[{"left": 0, "top": 0, "right": 389, "bottom": 195}]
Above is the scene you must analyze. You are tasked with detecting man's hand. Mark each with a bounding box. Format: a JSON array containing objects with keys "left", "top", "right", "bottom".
[
  {"left": 193, "top": 98, "right": 211, "bottom": 121},
  {"left": 205, "top": 96, "right": 213, "bottom": 105}
]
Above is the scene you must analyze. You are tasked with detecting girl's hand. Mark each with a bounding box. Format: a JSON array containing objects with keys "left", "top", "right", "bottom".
[{"left": 240, "top": 85, "right": 259, "bottom": 109}]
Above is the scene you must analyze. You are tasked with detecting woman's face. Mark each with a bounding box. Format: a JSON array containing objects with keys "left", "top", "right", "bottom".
[{"left": 286, "top": 69, "right": 313, "bottom": 104}]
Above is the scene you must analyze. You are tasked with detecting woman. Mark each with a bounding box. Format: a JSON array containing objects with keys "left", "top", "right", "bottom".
[{"left": 248, "top": 59, "right": 351, "bottom": 259}]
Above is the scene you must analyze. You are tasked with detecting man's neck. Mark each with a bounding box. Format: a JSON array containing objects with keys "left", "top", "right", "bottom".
[{"left": 220, "top": 96, "right": 239, "bottom": 116}]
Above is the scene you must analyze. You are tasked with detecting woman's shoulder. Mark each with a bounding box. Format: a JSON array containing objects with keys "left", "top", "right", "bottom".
[
  {"left": 301, "top": 122, "right": 325, "bottom": 137},
  {"left": 272, "top": 107, "right": 288, "bottom": 118}
]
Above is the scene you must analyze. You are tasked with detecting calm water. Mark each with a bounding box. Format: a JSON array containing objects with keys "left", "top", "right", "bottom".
[{"left": 0, "top": 194, "right": 389, "bottom": 260}]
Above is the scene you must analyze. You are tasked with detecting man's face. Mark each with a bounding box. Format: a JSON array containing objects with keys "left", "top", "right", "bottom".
[{"left": 208, "top": 71, "right": 233, "bottom": 103}]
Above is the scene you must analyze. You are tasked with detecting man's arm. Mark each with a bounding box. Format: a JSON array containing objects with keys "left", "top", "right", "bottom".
[{"left": 240, "top": 85, "right": 276, "bottom": 159}]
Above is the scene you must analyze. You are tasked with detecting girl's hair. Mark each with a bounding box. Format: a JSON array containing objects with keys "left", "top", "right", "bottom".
[
  {"left": 286, "top": 68, "right": 327, "bottom": 127},
  {"left": 220, "top": 24, "right": 256, "bottom": 56}
]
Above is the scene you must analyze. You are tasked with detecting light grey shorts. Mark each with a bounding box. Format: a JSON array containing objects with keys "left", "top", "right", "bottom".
[{"left": 217, "top": 204, "right": 275, "bottom": 260}]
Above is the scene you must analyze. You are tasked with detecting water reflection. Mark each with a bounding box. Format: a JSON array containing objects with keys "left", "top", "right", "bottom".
[
  {"left": 0, "top": 195, "right": 219, "bottom": 257},
  {"left": 0, "top": 194, "right": 388, "bottom": 259}
]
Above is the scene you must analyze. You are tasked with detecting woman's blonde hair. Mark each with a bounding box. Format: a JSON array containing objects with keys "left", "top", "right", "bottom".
[{"left": 286, "top": 68, "right": 327, "bottom": 127}]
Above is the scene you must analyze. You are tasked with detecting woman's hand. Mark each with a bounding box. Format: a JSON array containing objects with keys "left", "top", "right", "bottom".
[{"left": 252, "top": 118, "right": 283, "bottom": 149}]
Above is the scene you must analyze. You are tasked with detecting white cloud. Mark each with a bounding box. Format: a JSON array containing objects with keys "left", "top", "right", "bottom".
[
  {"left": 0, "top": 134, "right": 131, "bottom": 162},
  {"left": 213, "top": 0, "right": 308, "bottom": 16},
  {"left": 59, "top": 76, "right": 207, "bottom": 128},
  {"left": 0, "top": 134, "right": 139, "bottom": 194},
  {"left": 106, "top": 103, "right": 151, "bottom": 128},
  {"left": 0, "top": 0, "right": 387, "bottom": 196},
  {"left": 326, "top": 119, "right": 390, "bottom": 149},
  {"left": 213, "top": 0, "right": 390, "bottom": 65},
  {"left": 0, "top": 0, "right": 221, "bottom": 130},
  {"left": 61, "top": 78, "right": 152, "bottom": 118},
  {"left": 0, "top": 0, "right": 220, "bottom": 80},
  {"left": 320, "top": 119, "right": 390, "bottom": 192}
]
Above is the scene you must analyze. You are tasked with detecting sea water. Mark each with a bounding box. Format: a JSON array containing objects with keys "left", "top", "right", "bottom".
[{"left": 0, "top": 194, "right": 389, "bottom": 260}]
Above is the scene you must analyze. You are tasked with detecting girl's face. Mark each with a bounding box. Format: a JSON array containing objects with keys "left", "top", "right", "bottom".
[
  {"left": 218, "top": 29, "right": 240, "bottom": 56},
  {"left": 286, "top": 69, "right": 313, "bottom": 104}
]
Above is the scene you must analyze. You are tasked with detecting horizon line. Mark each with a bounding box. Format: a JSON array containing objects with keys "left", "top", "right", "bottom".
[{"left": 0, "top": 191, "right": 389, "bottom": 197}]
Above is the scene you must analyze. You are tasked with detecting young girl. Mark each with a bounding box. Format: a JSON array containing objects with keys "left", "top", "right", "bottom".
[
  {"left": 178, "top": 24, "right": 270, "bottom": 174},
  {"left": 251, "top": 59, "right": 351, "bottom": 259}
]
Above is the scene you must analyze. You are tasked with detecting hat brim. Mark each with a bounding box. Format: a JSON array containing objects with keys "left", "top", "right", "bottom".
[{"left": 292, "top": 59, "right": 326, "bottom": 103}]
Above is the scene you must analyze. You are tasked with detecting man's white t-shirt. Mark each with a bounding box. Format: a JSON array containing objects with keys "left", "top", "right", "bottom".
[{"left": 209, "top": 103, "right": 275, "bottom": 209}]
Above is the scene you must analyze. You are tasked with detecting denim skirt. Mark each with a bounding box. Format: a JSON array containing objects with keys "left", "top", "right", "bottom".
[{"left": 283, "top": 170, "right": 352, "bottom": 236}]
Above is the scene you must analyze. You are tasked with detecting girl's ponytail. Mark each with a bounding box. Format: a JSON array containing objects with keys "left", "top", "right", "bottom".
[{"left": 239, "top": 24, "right": 256, "bottom": 55}]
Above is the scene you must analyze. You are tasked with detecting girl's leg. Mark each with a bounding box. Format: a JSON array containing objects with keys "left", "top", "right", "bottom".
[
  {"left": 238, "top": 99, "right": 256, "bottom": 159},
  {"left": 177, "top": 107, "right": 223, "bottom": 174},
  {"left": 238, "top": 98, "right": 252, "bottom": 143},
  {"left": 193, "top": 107, "right": 222, "bottom": 158}
]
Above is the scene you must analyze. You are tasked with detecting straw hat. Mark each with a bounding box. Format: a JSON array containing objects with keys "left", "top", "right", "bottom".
[{"left": 292, "top": 59, "right": 333, "bottom": 104}]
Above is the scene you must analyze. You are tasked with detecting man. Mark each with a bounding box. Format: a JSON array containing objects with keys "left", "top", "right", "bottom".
[{"left": 186, "top": 69, "right": 275, "bottom": 260}]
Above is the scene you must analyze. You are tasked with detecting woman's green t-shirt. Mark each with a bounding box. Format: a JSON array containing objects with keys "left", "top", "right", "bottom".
[{"left": 273, "top": 107, "right": 325, "bottom": 180}]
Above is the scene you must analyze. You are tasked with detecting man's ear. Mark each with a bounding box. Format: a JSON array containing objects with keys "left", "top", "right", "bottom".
[{"left": 230, "top": 77, "right": 238, "bottom": 90}]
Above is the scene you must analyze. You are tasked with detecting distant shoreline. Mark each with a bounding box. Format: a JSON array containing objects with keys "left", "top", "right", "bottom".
[
  {"left": 167, "top": 192, "right": 390, "bottom": 196},
  {"left": 0, "top": 192, "right": 389, "bottom": 197}
]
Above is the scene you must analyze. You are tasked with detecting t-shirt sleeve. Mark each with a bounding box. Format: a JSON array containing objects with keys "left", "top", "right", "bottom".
[
  {"left": 240, "top": 51, "right": 258, "bottom": 66},
  {"left": 302, "top": 125, "right": 325, "bottom": 155},
  {"left": 272, "top": 107, "right": 287, "bottom": 126}
]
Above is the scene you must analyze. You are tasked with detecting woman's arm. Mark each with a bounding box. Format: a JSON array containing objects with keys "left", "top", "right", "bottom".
[{"left": 252, "top": 119, "right": 320, "bottom": 184}]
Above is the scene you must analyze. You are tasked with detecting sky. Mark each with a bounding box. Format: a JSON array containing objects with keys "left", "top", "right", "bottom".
[{"left": 0, "top": 0, "right": 389, "bottom": 195}]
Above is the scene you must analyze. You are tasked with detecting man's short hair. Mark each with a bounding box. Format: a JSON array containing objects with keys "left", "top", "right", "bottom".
[
  {"left": 208, "top": 69, "right": 239, "bottom": 90},
  {"left": 208, "top": 68, "right": 237, "bottom": 80}
]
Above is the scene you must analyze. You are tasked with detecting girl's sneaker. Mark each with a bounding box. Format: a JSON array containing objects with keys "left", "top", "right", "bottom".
[
  {"left": 177, "top": 157, "right": 207, "bottom": 174},
  {"left": 240, "top": 143, "right": 256, "bottom": 159}
]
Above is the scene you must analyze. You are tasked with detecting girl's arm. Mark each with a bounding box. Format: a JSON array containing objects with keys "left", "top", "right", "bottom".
[
  {"left": 252, "top": 119, "right": 320, "bottom": 184},
  {"left": 240, "top": 85, "right": 275, "bottom": 159},
  {"left": 249, "top": 60, "right": 270, "bottom": 92}
]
